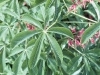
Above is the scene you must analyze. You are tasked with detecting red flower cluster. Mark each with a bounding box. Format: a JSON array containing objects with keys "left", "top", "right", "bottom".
[
  {"left": 68, "top": 26, "right": 100, "bottom": 48},
  {"left": 89, "top": 31, "right": 100, "bottom": 43},
  {"left": 68, "top": 0, "right": 92, "bottom": 11},
  {"left": 25, "top": 22, "right": 34, "bottom": 30},
  {"left": 68, "top": 26, "right": 84, "bottom": 48}
]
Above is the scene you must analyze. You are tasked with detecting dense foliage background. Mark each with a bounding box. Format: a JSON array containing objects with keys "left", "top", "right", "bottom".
[{"left": 0, "top": 0, "right": 100, "bottom": 75}]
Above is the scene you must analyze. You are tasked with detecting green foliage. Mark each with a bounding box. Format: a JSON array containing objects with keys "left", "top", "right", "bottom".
[{"left": 0, "top": 0, "right": 100, "bottom": 75}]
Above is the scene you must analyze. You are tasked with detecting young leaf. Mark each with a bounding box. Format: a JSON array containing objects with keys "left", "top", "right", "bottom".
[
  {"left": 21, "top": 14, "right": 43, "bottom": 29},
  {"left": 28, "top": 33, "right": 44, "bottom": 68},
  {"left": 81, "top": 22, "right": 100, "bottom": 44},
  {"left": 48, "top": 27, "right": 74, "bottom": 39},
  {"left": 27, "top": 39, "right": 36, "bottom": 47},
  {"left": 45, "top": 0, "right": 51, "bottom": 9},
  {"left": 46, "top": 34, "right": 63, "bottom": 64},
  {"left": 11, "top": 29, "right": 41, "bottom": 48}
]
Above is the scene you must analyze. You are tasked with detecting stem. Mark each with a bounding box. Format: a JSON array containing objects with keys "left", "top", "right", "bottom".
[
  {"left": 71, "top": 12, "right": 97, "bottom": 23},
  {"left": 62, "top": 0, "right": 97, "bottom": 23},
  {"left": 62, "top": 11, "right": 72, "bottom": 19},
  {"left": 63, "top": 21, "right": 94, "bottom": 24},
  {"left": 62, "top": 0, "right": 68, "bottom": 10},
  {"left": 0, "top": 73, "right": 5, "bottom": 75},
  {"left": 46, "top": 6, "right": 64, "bottom": 31},
  {"left": 46, "top": 20, "right": 57, "bottom": 30},
  {"left": 71, "top": 46, "right": 85, "bottom": 56}
]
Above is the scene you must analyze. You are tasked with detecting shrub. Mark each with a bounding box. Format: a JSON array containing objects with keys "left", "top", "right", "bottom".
[{"left": 0, "top": 0, "right": 100, "bottom": 75}]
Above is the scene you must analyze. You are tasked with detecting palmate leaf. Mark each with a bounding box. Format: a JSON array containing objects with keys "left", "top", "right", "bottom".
[
  {"left": 21, "top": 14, "right": 43, "bottom": 29},
  {"left": 81, "top": 22, "right": 100, "bottom": 44},
  {"left": 48, "top": 27, "right": 74, "bottom": 39},
  {"left": 11, "top": 29, "right": 41, "bottom": 48},
  {"left": 28, "top": 33, "right": 45, "bottom": 68},
  {"left": 46, "top": 34, "right": 63, "bottom": 65}
]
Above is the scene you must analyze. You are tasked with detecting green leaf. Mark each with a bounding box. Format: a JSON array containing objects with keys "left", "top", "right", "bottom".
[
  {"left": 47, "top": 57, "right": 58, "bottom": 73},
  {"left": 72, "top": 65, "right": 84, "bottom": 75},
  {"left": 84, "top": 10, "right": 97, "bottom": 20},
  {"left": 13, "top": 52, "right": 24, "bottom": 75},
  {"left": 21, "top": 14, "right": 43, "bottom": 29},
  {"left": 46, "top": 34, "right": 63, "bottom": 64},
  {"left": 0, "top": 50, "right": 5, "bottom": 73},
  {"left": 38, "top": 60, "right": 45, "bottom": 75},
  {"left": 45, "top": 0, "right": 51, "bottom": 9},
  {"left": 40, "top": 52, "right": 47, "bottom": 61},
  {"left": 0, "top": 0, "right": 9, "bottom": 8},
  {"left": 81, "top": 22, "right": 100, "bottom": 44},
  {"left": 9, "top": 47, "right": 24, "bottom": 57},
  {"left": 63, "top": 49, "right": 74, "bottom": 60},
  {"left": 83, "top": 57, "right": 90, "bottom": 71},
  {"left": 11, "top": 29, "right": 41, "bottom": 48},
  {"left": 67, "top": 56, "right": 82, "bottom": 74},
  {"left": 53, "top": 0, "right": 61, "bottom": 21},
  {"left": 28, "top": 66, "right": 38, "bottom": 75},
  {"left": 90, "top": 1, "right": 100, "bottom": 21},
  {"left": 27, "top": 39, "right": 36, "bottom": 47},
  {"left": 30, "top": 0, "right": 46, "bottom": 7},
  {"left": 3, "top": 8, "right": 19, "bottom": 18},
  {"left": 89, "top": 66, "right": 96, "bottom": 75},
  {"left": 86, "top": 48, "right": 100, "bottom": 57},
  {"left": 25, "top": 0, "right": 31, "bottom": 6},
  {"left": 0, "top": 13, "right": 5, "bottom": 21},
  {"left": 28, "top": 33, "right": 44, "bottom": 68},
  {"left": 10, "top": 0, "right": 20, "bottom": 16},
  {"left": 48, "top": 27, "right": 74, "bottom": 39},
  {"left": 88, "top": 56, "right": 100, "bottom": 70}
]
